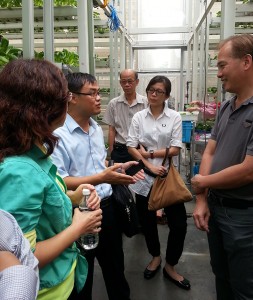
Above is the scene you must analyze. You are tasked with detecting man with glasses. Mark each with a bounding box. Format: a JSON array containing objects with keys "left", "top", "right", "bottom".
[
  {"left": 103, "top": 69, "right": 147, "bottom": 163},
  {"left": 51, "top": 72, "right": 144, "bottom": 300}
]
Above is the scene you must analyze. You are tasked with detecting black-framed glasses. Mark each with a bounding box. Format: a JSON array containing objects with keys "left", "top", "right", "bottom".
[
  {"left": 72, "top": 90, "right": 100, "bottom": 98},
  {"left": 147, "top": 88, "right": 166, "bottom": 96},
  {"left": 120, "top": 79, "right": 137, "bottom": 85}
]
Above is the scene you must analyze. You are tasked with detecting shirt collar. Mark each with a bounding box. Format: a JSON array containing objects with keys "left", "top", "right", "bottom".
[
  {"left": 145, "top": 101, "right": 172, "bottom": 118},
  {"left": 65, "top": 113, "right": 98, "bottom": 133},
  {"left": 26, "top": 145, "right": 53, "bottom": 173},
  {"left": 118, "top": 93, "right": 147, "bottom": 104}
]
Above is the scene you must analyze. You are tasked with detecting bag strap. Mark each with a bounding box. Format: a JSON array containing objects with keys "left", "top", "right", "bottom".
[
  {"left": 161, "top": 148, "right": 169, "bottom": 167},
  {"left": 161, "top": 148, "right": 174, "bottom": 172}
]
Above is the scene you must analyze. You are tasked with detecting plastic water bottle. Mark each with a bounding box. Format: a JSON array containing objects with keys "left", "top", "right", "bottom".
[{"left": 78, "top": 188, "right": 99, "bottom": 250}]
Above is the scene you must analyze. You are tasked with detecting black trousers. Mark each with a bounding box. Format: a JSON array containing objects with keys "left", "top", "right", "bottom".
[
  {"left": 111, "top": 143, "right": 133, "bottom": 163},
  {"left": 69, "top": 197, "right": 130, "bottom": 300},
  {"left": 135, "top": 192, "right": 187, "bottom": 266}
]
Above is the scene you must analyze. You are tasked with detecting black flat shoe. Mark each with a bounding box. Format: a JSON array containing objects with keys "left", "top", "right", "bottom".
[
  {"left": 144, "top": 264, "right": 161, "bottom": 279},
  {"left": 163, "top": 268, "right": 191, "bottom": 290}
]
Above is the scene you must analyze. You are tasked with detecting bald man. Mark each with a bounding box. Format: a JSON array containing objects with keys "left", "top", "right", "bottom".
[{"left": 103, "top": 69, "right": 147, "bottom": 162}]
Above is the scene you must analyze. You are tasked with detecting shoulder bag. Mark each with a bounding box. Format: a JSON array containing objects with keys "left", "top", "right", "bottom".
[
  {"left": 148, "top": 148, "right": 193, "bottom": 211},
  {"left": 112, "top": 184, "right": 139, "bottom": 237}
]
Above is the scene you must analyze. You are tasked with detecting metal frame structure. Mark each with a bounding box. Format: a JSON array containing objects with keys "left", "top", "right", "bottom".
[{"left": 2, "top": 0, "right": 253, "bottom": 106}]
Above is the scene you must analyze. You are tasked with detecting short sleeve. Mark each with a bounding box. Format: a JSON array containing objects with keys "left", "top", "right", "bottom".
[
  {"left": 102, "top": 100, "right": 115, "bottom": 126},
  {"left": 0, "top": 160, "right": 45, "bottom": 234},
  {"left": 170, "top": 113, "right": 182, "bottom": 148},
  {"left": 126, "top": 113, "right": 141, "bottom": 148},
  {"left": 51, "top": 137, "right": 71, "bottom": 178}
]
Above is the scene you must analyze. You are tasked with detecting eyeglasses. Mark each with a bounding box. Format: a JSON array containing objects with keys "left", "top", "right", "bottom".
[
  {"left": 120, "top": 79, "right": 137, "bottom": 85},
  {"left": 147, "top": 88, "right": 166, "bottom": 96},
  {"left": 73, "top": 90, "right": 100, "bottom": 98}
]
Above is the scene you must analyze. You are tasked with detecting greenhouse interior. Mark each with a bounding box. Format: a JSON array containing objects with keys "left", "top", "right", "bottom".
[{"left": 1, "top": 0, "right": 253, "bottom": 300}]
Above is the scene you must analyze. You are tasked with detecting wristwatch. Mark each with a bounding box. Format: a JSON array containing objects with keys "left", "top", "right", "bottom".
[{"left": 149, "top": 150, "right": 154, "bottom": 159}]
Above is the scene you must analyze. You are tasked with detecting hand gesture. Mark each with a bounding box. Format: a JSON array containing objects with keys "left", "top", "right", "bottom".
[{"left": 102, "top": 163, "right": 144, "bottom": 185}]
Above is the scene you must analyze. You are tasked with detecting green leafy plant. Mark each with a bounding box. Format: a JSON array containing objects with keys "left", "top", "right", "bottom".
[
  {"left": 0, "top": 36, "right": 22, "bottom": 66},
  {"left": 34, "top": 48, "right": 79, "bottom": 67},
  {"left": 0, "top": 0, "right": 78, "bottom": 8},
  {"left": 207, "top": 87, "right": 217, "bottom": 94},
  {"left": 54, "top": 48, "right": 79, "bottom": 66},
  {"left": 100, "top": 87, "right": 110, "bottom": 94},
  {"left": 195, "top": 120, "right": 215, "bottom": 132}
]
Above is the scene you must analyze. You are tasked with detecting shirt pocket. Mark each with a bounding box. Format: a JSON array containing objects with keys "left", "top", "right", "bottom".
[{"left": 42, "top": 191, "right": 70, "bottom": 232}]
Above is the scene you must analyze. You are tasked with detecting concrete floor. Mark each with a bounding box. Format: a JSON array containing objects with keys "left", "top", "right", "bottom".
[{"left": 92, "top": 201, "right": 216, "bottom": 300}]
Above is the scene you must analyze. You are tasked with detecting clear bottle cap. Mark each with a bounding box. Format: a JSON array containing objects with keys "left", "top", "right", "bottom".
[{"left": 82, "top": 188, "right": 91, "bottom": 196}]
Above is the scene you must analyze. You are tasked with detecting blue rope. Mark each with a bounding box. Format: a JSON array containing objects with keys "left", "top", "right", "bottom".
[{"left": 108, "top": 4, "right": 120, "bottom": 32}]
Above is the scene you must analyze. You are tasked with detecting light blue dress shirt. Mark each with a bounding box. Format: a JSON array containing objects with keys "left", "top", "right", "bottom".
[{"left": 52, "top": 114, "right": 112, "bottom": 200}]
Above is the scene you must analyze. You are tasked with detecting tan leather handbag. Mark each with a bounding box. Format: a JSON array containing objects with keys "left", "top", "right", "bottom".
[{"left": 148, "top": 149, "right": 193, "bottom": 211}]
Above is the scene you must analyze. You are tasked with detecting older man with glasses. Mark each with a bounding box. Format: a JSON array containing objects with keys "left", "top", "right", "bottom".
[{"left": 103, "top": 69, "right": 148, "bottom": 163}]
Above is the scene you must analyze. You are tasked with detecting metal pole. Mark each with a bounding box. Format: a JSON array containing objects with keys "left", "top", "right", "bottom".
[
  {"left": 43, "top": 0, "right": 54, "bottom": 62},
  {"left": 22, "top": 0, "right": 34, "bottom": 59},
  {"left": 77, "top": 0, "right": 89, "bottom": 73}
]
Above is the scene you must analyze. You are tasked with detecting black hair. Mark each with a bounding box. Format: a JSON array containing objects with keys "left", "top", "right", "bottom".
[{"left": 146, "top": 75, "right": 171, "bottom": 97}]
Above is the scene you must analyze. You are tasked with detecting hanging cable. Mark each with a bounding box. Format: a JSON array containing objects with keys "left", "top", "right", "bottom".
[{"left": 107, "top": 4, "right": 120, "bottom": 32}]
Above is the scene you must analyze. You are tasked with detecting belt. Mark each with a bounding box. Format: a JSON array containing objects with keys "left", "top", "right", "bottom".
[
  {"left": 209, "top": 192, "right": 253, "bottom": 209},
  {"left": 100, "top": 196, "right": 112, "bottom": 209},
  {"left": 114, "top": 142, "right": 127, "bottom": 150}
]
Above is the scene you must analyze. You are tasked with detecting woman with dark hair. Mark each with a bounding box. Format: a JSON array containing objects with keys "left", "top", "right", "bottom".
[
  {"left": 127, "top": 75, "right": 190, "bottom": 290},
  {"left": 0, "top": 59, "right": 102, "bottom": 299}
]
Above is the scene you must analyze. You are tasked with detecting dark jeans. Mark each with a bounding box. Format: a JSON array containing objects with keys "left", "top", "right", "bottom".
[
  {"left": 111, "top": 143, "right": 133, "bottom": 163},
  {"left": 135, "top": 192, "right": 187, "bottom": 266},
  {"left": 208, "top": 194, "right": 253, "bottom": 300},
  {"left": 69, "top": 196, "right": 130, "bottom": 300}
]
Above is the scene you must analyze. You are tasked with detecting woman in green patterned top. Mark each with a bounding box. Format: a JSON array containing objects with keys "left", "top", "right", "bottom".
[{"left": 0, "top": 59, "right": 102, "bottom": 300}]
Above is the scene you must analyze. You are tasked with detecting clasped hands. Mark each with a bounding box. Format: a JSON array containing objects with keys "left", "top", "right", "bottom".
[{"left": 191, "top": 174, "right": 206, "bottom": 195}]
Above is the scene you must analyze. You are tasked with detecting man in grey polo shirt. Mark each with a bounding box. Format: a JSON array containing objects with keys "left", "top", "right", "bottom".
[
  {"left": 103, "top": 69, "right": 147, "bottom": 163},
  {"left": 191, "top": 34, "right": 253, "bottom": 300}
]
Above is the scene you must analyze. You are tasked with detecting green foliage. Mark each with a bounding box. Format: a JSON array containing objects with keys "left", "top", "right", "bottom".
[
  {"left": 0, "top": 36, "right": 79, "bottom": 67},
  {"left": 207, "top": 87, "right": 217, "bottom": 94},
  {"left": 100, "top": 87, "right": 110, "bottom": 94},
  {"left": 0, "top": 0, "right": 77, "bottom": 8},
  {"left": 0, "top": 0, "right": 22, "bottom": 8},
  {"left": 34, "top": 48, "right": 79, "bottom": 67},
  {"left": 0, "top": 36, "right": 22, "bottom": 66},
  {"left": 195, "top": 120, "right": 214, "bottom": 132},
  {"left": 94, "top": 26, "right": 109, "bottom": 34},
  {"left": 54, "top": 48, "right": 79, "bottom": 66},
  {"left": 34, "top": 50, "right": 44, "bottom": 60}
]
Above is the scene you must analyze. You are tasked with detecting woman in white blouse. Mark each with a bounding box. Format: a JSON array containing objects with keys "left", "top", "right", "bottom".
[{"left": 127, "top": 76, "right": 190, "bottom": 290}]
